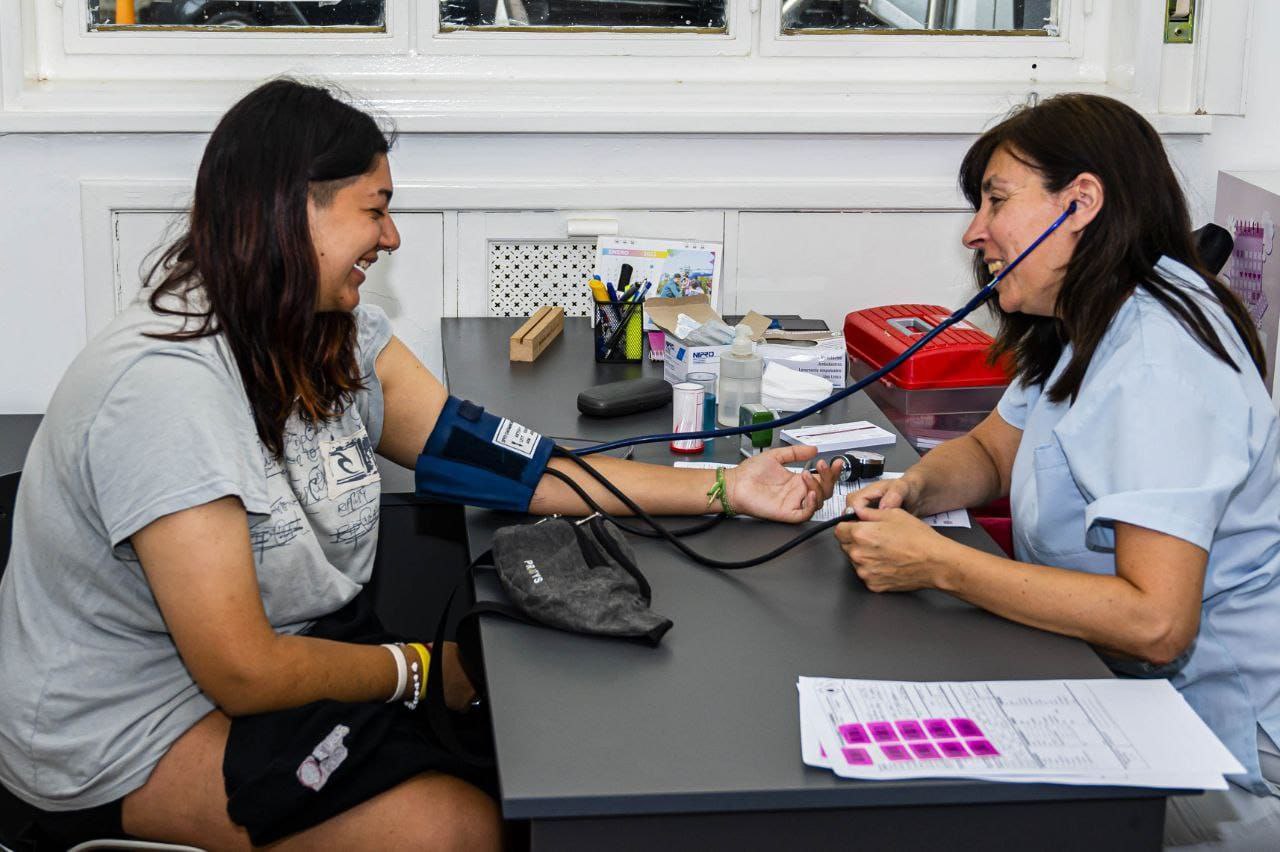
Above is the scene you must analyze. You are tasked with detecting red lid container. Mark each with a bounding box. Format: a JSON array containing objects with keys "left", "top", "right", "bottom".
[{"left": 843, "top": 304, "right": 1011, "bottom": 390}]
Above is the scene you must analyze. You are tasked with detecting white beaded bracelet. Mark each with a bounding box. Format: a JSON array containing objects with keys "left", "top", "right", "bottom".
[
  {"left": 404, "top": 659, "right": 422, "bottom": 711},
  {"left": 381, "top": 643, "right": 407, "bottom": 703}
]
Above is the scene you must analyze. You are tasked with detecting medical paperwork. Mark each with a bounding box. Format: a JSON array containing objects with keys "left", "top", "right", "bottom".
[
  {"left": 799, "top": 677, "right": 1243, "bottom": 789},
  {"left": 674, "top": 464, "right": 970, "bottom": 528}
]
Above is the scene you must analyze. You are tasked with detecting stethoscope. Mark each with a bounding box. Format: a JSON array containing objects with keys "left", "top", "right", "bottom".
[{"left": 548, "top": 203, "right": 1077, "bottom": 568}]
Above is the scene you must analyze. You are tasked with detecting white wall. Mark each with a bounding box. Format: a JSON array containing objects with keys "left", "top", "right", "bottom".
[
  {"left": 1193, "top": 1, "right": 1280, "bottom": 221},
  {"left": 0, "top": 134, "right": 208, "bottom": 412},
  {"left": 1153, "top": 4, "right": 1280, "bottom": 227}
]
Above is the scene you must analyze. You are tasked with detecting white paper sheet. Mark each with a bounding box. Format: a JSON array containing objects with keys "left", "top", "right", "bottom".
[
  {"left": 674, "top": 463, "right": 970, "bottom": 529},
  {"left": 798, "top": 677, "right": 1242, "bottom": 789}
]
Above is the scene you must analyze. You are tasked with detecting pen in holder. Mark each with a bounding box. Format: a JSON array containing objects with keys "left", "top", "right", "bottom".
[{"left": 594, "top": 297, "right": 644, "bottom": 363}]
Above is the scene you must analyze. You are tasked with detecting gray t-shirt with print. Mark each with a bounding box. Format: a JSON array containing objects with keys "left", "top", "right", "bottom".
[{"left": 0, "top": 292, "right": 393, "bottom": 810}]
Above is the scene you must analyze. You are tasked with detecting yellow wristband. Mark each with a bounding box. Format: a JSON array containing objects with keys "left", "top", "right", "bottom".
[{"left": 407, "top": 642, "right": 431, "bottom": 700}]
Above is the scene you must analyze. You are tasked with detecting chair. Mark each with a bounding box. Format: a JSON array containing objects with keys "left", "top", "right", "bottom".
[
  {"left": 0, "top": 470, "right": 18, "bottom": 571},
  {"left": 1196, "top": 222, "right": 1234, "bottom": 276}
]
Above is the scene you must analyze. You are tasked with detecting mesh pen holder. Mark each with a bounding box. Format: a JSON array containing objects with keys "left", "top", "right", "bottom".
[{"left": 594, "top": 299, "right": 644, "bottom": 364}]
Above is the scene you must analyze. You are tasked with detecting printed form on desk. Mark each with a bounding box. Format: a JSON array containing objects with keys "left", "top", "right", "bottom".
[
  {"left": 798, "top": 677, "right": 1242, "bottom": 789},
  {"left": 674, "top": 463, "right": 969, "bottom": 528}
]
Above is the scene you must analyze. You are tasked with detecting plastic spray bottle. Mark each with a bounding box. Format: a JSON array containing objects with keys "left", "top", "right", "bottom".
[{"left": 716, "top": 324, "right": 763, "bottom": 427}]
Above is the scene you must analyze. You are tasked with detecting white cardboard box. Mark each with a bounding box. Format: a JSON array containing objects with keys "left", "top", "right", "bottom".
[
  {"left": 757, "top": 335, "right": 847, "bottom": 388},
  {"left": 779, "top": 421, "right": 896, "bottom": 451},
  {"left": 664, "top": 335, "right": 845, "bottom": 387},
  {"left": 648, "top": 296, "right": 773, "bottom": 385},
  {"left": 663, "top": 339, "right": 729, "bottom": 384}
]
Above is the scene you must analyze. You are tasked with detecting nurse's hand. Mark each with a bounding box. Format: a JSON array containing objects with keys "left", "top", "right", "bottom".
[
  {"left": 833, "top": 505, "right": 953, "bottom": 593},
  {"left": 846, "top": 472, "right": 921, "bottom": 514}
]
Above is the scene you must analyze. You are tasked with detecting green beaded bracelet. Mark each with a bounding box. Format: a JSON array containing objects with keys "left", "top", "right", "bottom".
[{"left": 705, "top": 466, "right": 735, "bottom": 517}]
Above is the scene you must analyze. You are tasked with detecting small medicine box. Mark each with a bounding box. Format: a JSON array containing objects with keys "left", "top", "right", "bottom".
[{"left": 843, "top": 304, "right": 1011, "bottom": 450}]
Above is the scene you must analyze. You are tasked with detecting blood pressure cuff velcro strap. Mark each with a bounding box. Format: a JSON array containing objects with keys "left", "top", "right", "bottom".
[
  {"left": 415, "top": 396, "right": 554, "bottom": 513},
  {"left": 485, "top": 517, "right": 673, "bottom": 645}
]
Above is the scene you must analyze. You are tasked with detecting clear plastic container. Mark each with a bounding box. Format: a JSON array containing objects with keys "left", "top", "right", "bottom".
[
  {"left": 848, "top": 356, "right": 1006, "bottom": 449},
  {"left": 717, "top": 325, "right": 763, "bottom": 426},
  {"left": 686, "top": 371, "right": 718, "bottom": 431}
]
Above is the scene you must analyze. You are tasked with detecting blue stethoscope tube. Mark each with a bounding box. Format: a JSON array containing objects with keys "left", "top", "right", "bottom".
[{"left": 572, "top": 203, "right": 1077, "bottom": 457}]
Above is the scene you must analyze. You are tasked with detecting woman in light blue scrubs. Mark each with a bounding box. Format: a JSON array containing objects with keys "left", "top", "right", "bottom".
[{"left": 836, "top": 93, "right": 1280, "bottom": 849}]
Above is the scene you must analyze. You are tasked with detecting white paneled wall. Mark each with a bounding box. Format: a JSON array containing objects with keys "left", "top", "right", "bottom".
[
  {"left": 106, "top": 210, "right": 448, "bottom": 380},
  {"left": 90, "top": 202, "right": 981, "bottom": 401},
  {"left": 456, "top": 211, "right": 727, "bottom": 316},
  {"left": 358, "top": 213, "right": 447, "bottom": 379},
  {"left": 733, "top": 211, "right": 980, "bottom": 334},
  {"left": 112, "top": 211, "right": 184, "bottom": 311},
  {"left": 0, "top": 128, "right": 1262, "bottom": 413}
]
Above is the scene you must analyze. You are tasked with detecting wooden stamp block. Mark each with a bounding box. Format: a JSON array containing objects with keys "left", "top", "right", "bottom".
[{"left": 509, "top": 306, "right": 565, "bottom": 362}]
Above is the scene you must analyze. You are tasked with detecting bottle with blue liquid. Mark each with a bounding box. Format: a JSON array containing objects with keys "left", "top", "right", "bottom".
[{"left": 686, "top": 371, "right": 718, "bottom": 432}]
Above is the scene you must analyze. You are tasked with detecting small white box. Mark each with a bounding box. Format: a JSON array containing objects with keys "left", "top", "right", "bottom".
[
  {"left": 779, "top": 421, "right": 896, "bottom": 452},
  {"left": 663, "top": 338, "right": 729, "bottom": 384},
  {"left": 757, "top": 334, "right": 847, "bottom": 388}
]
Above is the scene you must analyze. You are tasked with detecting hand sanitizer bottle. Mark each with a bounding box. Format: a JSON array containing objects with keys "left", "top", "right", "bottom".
[{"left": 717, "top": 324, "right": 763, "bottom": 426}]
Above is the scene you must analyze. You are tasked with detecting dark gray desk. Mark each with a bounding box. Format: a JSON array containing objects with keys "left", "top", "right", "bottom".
[
  {"left": 441, "top": 317, "right": 899, "bottom": 444},
  {"left": 442, "top": 316, "right": 667, "bottom": 442},
  {"left": 443, "top": 319, "right": 1166, "bottom": 851}
]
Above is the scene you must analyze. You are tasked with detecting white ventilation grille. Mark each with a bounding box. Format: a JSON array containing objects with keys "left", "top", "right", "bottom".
[{"left": 488, "top": 241, "right": 596, "bottom": 317}]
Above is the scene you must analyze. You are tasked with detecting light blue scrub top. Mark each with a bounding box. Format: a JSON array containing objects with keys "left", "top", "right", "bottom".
[{"left": 998, "top": 257, "right": 1280, "bottom": 793}]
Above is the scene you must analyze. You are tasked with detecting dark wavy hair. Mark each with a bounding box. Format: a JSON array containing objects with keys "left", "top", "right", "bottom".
[
  {"left": 145, "top": 78, "right": 396, "bottom": 456},
  {"left": 959, "top": 93, "right": 1264, "bottom": 402}
]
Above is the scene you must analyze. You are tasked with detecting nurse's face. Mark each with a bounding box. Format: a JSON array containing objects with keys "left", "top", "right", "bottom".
[
  {"left": 961, "top": 147, "right": 1082, "bottom": 318},
  {"left": 309, "top": 154, "right": 401, "bottom": 314}
]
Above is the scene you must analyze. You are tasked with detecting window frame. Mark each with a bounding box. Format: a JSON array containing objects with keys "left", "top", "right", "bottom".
[
  {"left": 759, "top": 0, "right": 1079, "bottom": 60},
  {"left": 418, "top": 0, "right": 753, "bottom": 59},
  {"left": 64, "top": 0, "right": 410, "bottom": 56},
  {"left": 0, "top": 0, "right": 1228, "bottom": 135}
]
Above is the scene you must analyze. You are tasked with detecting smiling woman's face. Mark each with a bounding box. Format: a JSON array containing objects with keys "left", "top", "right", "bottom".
[
  {"left": 961, "top": 147, "right": 1084, "bottom": 318},
  {"left": 308, "top": 154, "right": 401, "bottom": 314}
]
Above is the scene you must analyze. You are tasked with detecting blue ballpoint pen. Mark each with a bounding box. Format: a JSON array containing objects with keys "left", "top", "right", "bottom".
[{"left": 606, "top": 282, "right": 619, "bottom": 303}]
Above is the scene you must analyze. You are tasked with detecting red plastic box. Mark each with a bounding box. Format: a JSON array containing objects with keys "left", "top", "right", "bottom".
[{"left": 843, "top": 304, "right": 1011, "bottom": 451}]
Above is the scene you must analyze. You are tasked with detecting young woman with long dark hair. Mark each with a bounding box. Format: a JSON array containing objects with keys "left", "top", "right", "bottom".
[
  {"left": 0, "top": 79, "right": 838, "bottom": 849},
  {"left": 836, "top": 94, "right": 1280, "bottom": 847}
]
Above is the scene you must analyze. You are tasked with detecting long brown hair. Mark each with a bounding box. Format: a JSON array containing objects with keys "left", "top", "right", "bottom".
[
  {"left": 959, "top": 93, "right": 1264, "bottom": 402},
  {"left": 145, "top": 79, "right": 395, "bottom": 456}
]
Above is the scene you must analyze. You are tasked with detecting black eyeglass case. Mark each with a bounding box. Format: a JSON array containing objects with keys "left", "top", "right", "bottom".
[{"left": 576, "top": 377, "right": 672, "bottom": 418}]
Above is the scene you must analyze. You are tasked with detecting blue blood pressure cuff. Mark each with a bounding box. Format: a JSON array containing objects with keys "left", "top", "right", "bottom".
[{"left": 415, "top": 397, "right": 554, "bottom": 513}]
